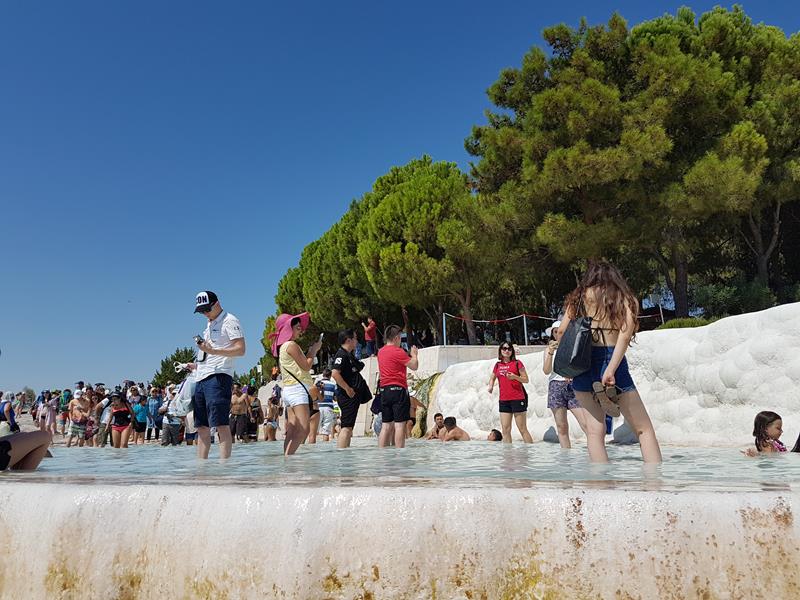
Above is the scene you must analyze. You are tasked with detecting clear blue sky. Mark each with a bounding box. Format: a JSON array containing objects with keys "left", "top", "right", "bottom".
[{"left": 2, "top": 1, "right": 797, "bottom": 392}]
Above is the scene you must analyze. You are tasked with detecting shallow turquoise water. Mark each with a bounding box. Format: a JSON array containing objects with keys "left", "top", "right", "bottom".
[{"left": 4, "top": 438, "right": 799, "bottom": 491}]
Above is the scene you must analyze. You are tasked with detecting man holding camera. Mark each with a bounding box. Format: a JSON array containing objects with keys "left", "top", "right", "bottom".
[{"left": 185, "top": 291, "right": 245, "bottom": 459}]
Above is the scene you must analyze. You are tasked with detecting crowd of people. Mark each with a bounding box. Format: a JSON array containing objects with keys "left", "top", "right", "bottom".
[{"left": 4, "top": 263, "right": 799, "bottom": 472}]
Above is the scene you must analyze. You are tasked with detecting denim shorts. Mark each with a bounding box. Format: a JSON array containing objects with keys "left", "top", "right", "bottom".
[
  {"left": 571, "top": 347, "right": 636, "bottom": 394},
  {"left": 193, "top": 373, "right": 233, "bottom": 428}
]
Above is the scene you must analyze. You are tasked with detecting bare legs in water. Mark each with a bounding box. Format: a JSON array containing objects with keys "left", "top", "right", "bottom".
[
  {"left": 575, "top": 389, "right": 661, "bottom": 463},
  {"left": 499, "top": 412, "right": 534, "bottom": 444},
  {"left": 284, "top": 404, "right": 310, "bottom": 456}
]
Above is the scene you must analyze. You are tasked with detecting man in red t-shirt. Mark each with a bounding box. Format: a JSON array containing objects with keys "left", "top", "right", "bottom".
[
  {"left": 377, "top": 324, "right": 418, "bottom": 448},
  {"left": 362, "top": 316, "right": 377, "bottom": 357}
]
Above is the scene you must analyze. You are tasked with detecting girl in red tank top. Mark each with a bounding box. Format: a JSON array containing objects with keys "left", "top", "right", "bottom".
[{"left": 488, "top": 343, "right": 533, "bottom": 444}]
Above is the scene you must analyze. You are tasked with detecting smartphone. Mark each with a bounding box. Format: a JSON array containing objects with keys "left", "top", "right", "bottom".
[{"left": 193, "top": 335, "right": 203, "bottom": 345}]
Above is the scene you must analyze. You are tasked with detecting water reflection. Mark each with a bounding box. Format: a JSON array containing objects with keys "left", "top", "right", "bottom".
[{"left": 1, "top": 439, "right": 799, "bottom": 492}]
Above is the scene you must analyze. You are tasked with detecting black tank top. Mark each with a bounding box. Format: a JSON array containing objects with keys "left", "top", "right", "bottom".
[{"left": 112, "top": 407, "right": 132, "bottom": 427}]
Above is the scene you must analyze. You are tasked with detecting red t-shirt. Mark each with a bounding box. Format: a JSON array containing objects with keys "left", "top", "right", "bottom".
[
  {"left": 365, "top": 321, "right": 377, "bottom": 341},
  {"left": 493, "top": 360, "right": 526, "bottom": 401},
  {"left": 378, "top": 344, "right": 411, "bottom": 388}
]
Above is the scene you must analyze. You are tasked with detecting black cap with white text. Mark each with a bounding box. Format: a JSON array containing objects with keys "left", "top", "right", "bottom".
[{"left": 194, "top": 290, "right": 219, "bottom": 313}]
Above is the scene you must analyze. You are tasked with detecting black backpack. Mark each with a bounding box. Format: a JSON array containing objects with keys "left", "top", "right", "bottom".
[{"left": 553, "top": 299, "right": 593, "bottom": 378}]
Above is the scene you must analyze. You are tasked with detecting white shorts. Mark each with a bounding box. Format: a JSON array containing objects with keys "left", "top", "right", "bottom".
[
  {"left": 282, "top": 384, "right": 309, "bottom": 408},
  {"left": 318, "top": 407, "right": 335, "bottom": 435}
]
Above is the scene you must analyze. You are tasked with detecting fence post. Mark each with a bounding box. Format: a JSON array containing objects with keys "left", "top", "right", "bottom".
[
  {"left": 522, "top": 315, "right": 528, "bottom": 346},
  {"left": 442, "top": 313, "right": 447, "bottom": 347}
]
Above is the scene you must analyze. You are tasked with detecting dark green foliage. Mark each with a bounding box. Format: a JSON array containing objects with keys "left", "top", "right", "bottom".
[
  {"left": 656, "top": 317, "right": 715, "bottom": 329},
  {"left": 693, "top": 277, "right": 777, "bottom": 317},
  {"left": 468, "top": 6, "right": 800, "bottom": 317},
  {"left": 255, "top": 6, "right": 800, "bottom": 369}
]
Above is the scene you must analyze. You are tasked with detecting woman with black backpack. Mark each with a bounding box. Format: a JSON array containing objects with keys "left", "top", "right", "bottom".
[
  {"left": 558, "top": 261, "right": 661, "bottom": 463},
  {"left": 488, "top": 344, "right": 533, "bottom": 443}
]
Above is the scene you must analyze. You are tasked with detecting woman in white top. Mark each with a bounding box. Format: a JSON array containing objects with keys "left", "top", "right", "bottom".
[
  {"left": 542, "top": 320, "right": 588, "bottom": 448},
  {"left": 270, "top": 312, "right": 322, "bottom": 456}
]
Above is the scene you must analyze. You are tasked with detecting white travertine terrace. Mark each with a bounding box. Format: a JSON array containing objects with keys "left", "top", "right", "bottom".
[{"left": 1, "top": 483, "right": 797, "bottom": 598}]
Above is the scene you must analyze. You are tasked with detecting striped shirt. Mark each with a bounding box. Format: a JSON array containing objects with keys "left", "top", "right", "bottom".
[{"left": 319, "top": 380, "right": 336, "bottom": 409}]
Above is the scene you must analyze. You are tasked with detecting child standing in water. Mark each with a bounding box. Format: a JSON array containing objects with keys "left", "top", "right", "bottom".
[{"left": 746, "top": 411, "right": 786, "bottom": 454}]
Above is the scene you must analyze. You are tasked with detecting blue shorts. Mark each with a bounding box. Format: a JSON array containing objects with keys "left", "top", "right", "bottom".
[
  {"left": 193, "top": 373, "right": 233, "bottom": 428},
  {"left": 571, "top": 347, "right": 636, "bottom": 394}
]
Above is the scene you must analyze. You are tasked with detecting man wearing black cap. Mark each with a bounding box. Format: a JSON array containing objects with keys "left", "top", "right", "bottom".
[{"left": 185, "top": 291, "right": 245, "bottom": 459}]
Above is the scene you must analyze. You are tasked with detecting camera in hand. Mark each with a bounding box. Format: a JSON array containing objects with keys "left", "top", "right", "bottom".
[{"left": 194, "top": 335, "right": 204, "bottom": 345}]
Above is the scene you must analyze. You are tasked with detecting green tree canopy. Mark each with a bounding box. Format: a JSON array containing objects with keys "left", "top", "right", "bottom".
[
  {"left": 355, "top": 156, "right": 498, "bottom": 343},
  {"left": 466, "top": 6, "right": 799, "bottom": 316},
  {"left": 255, "top": 5, "right": 799, "bottom": 368}
]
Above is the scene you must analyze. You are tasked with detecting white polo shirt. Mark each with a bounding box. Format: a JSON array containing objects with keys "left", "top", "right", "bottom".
[{"left": 196, "top": 310, "right": 244, "bottom": 381}]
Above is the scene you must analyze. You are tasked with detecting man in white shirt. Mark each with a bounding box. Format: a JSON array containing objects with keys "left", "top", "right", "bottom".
[
  {"left": 95, "top": 389, "right": 114, "bottom": 447},
  {"left": 186, "top": 291, "right": 245, "bottom": 459}
]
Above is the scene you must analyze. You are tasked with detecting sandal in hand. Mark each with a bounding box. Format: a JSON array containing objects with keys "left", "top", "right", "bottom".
[{"left": 592, "top": 381, "right": 621, "bottom": 418}]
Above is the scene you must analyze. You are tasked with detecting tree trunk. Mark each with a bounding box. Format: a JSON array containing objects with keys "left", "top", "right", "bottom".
[
  {"left": 652, "top": 243, "right": 690, "bottom": 318},
  {"left": 455, "top": 288, "right": 478, "bottom": 345},
  {"left": 755, "top": 254, "right": 769, "bottom": 286},
  {"left": 461, "top": 305, "right": 478, "bottom": 345},
  {"left": 423, "top": 303, "right": 444, "bottom": 345},
  {"left": 673, "top": 256, "right": 689, "bottom": 318},
  {"left": 745, "top": 204, "right": 781, "bottom": 286}
]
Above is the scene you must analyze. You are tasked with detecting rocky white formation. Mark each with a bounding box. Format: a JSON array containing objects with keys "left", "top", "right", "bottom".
[{"left": 433, "top": 303, "right": 800, "bottom": 446}]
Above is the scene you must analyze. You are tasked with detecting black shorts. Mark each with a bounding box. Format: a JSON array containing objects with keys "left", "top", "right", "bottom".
[
  {"left": 337, "top": 395, "right": 359, "bottom": 429},
  {"left": 499, "top": 399, "right": 528, "bottom": 413},
  {"left": 194, "top": 373, "right": 233, "bottom": 428},
  {"left": 381, "top": 386, "right": 410, "bottom": 423},
  {"left": 230, "top": 413, "right": 248, "bottom": 439},
  {"left": 133, "top": 420, "right": 147, "bottom": 433}
]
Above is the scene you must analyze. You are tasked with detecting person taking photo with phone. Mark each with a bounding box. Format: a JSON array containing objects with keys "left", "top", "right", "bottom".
[
  {"left": 377, "top": 325, "right": 419, "bottom": 449},
  {"left": 269, "top": 312, "right": 322, "bottom": 456},
  {"left": 185, "top": 291, "right": 245, "bottom": 460}
]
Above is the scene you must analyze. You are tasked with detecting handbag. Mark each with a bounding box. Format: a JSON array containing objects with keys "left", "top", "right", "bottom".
[
  {"left": 553, "top": 295, "right": 593, "bottom": 378},
  {"left": 171, "top": 375, "right": 196, "bottom": 417},
  {"left": 284, "top": 367, "right": 319, "bottom": 411},
  {"left": 352, "top": 374, "right": 373, "bottom": 405}
]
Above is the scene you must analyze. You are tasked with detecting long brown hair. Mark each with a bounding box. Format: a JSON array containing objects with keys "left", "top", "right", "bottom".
[
  {"left": 565, "top": 261, "right": 639, "bottom": 337},
  {"left": 753, "top": 411, "right": 781, "bottom": 452}
]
